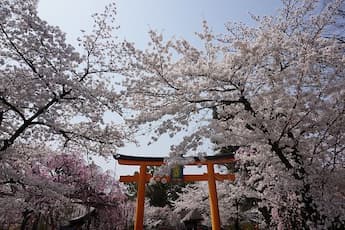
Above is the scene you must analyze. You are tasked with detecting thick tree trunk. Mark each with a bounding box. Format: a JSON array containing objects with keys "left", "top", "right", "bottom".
[
  {"left": 258, "top": 206, "right": 271, "bottom": 228},
  {"left": 21, "top": 210, "right": 33, "bottom": 230}
]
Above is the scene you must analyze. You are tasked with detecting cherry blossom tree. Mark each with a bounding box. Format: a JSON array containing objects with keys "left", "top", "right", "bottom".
[
  {"left": 172, "top": 181, "right": 261, "bottom": 228},
  {"left": 0, "top": 1, "right": 132, "bottom": 228},
  {"left": 144, "top": 201, "right": 181, "bottom": 229},
  {"left": 0, "top": 0, "right": 126, "bottom": 155},
  {"left": 121, "top": 0, "right": 345, "bottom": 228},
  {"left": 172, "top": 183, "right": 212, "bottom": 227},
  {"left": 0, "top": 145, "right": 72, "bottom": 229},
  {"left": 44, "top": 152, "right": 132, "bottom": 229},
  {"left": 0, "top": 149, "right": 133, "bottom": 229}
]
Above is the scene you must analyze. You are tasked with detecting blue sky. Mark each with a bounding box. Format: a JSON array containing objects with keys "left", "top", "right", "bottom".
[
  {"left": 37, "top": 0, "right": 282, "bottom": 175},
  {"left": 38, "top": 0, "right": 282, "bottom": 48}
]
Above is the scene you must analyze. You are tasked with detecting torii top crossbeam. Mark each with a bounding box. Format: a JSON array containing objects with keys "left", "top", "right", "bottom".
[
  {"left": 114, "top": 153, "right": 235, "bottom": 165},
  {"left": 114, "top": 153, "right": 236, "bottom": 230}
]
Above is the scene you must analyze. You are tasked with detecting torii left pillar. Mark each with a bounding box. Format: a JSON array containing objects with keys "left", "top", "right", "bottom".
[
  {"left": 114, "top": 154, "right": 235, "bottom": 230},
  {"left": 135, "top": 163, "right": 147, "bottom": 229}
]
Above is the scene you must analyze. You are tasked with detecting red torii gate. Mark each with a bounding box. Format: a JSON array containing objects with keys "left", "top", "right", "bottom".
[{"left": 114, "top": 153, "right": 235, "bottom": 230}]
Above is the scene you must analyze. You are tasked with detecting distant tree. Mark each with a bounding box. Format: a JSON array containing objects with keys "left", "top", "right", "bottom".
[
  {"left": 173, "top": 181, "right": 261, "bottom": 228},
  {"left": 0, "top": 145, "right": 71, "bottom": 229},
  {"left": 121, "top": 0, "right": 345, "bottom": 228},
  {"left": 144, "top": 201, "right": 181, "bottom": 229},
  {"left": 44, "top": 152, "right": 133, "bottom": 229},
  {"left": 124, "top": 166, "right": 188, "bottom": 208},
  {"left": 147, "top": 166, "right": 188, "bottom": 207},
  {"left": 123, "top": 166, "right": 189, "bottom": 229},
  {"left": 0, "top": 149, "right": 133, "bottom": 229}
]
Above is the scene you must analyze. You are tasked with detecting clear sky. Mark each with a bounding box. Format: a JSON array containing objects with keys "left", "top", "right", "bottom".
[
  {"left": 37, "top": 0, "right": 282, "bottom": 176},
  {"left": 38, "top": 0, "right": 283, "bottom": 48}
]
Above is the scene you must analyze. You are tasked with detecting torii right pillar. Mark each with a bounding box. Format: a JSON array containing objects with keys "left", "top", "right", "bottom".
[{"left": 207, "top": 162, "right": 221, "bottom": 229}]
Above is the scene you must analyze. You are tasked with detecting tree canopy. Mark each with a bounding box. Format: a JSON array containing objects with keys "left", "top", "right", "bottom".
[
  {"left": 121, "top": 0, "right": 345, "bottom": 228},
  {"left": 0, "top": 0, "right": 131, "bottom": 228},
  {"left": 0, "top": 0, "right": 126, "bottom": 155}
]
